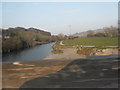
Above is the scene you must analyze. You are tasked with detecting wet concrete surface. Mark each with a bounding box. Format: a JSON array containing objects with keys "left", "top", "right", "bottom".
[{"left": 20, "top": 55, "right": 119, "bottom": 88}]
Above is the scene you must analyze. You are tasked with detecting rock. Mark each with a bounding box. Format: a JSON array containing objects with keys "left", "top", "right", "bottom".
[{"left": 13, "top": 62, "right": 22, "bottom": 65}]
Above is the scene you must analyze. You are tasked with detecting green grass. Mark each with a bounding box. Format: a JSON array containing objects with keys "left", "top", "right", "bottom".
[{"left": 63, "top": 37, "right": 118, "bottom": 46}]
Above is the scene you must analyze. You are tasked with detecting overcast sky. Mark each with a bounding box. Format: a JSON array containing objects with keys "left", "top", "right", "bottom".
[{"left": 1, "top": 2, "right": 118, "bottom": 35}]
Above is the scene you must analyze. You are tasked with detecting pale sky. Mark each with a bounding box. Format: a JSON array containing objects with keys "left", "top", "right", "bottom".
[{"left": 1, "top": 2, "right": 118, "bottom": 35}]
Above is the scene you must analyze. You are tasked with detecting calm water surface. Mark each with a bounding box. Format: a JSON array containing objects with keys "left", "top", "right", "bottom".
[{"left": 2, "top": 42, "right": 55, "bottom": 63}]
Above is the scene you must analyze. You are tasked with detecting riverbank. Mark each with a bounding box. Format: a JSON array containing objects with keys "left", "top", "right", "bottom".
[
  {"left": 43, "top": 47, "right": 119, "bottom": 60},
  {"left": 3, "top": 55, "right": 119, "bottom": 88},
  {"left": 2, "top": 54, "right": 119, "bottom": 88},
  {"left": 43, "top": 48, "right": 86, "bottom": 60},
  {"left": 20, "top": 55, "right": 119, "bottom": 88},
  {"left": 2, "top": 60, "right": 73, "bottom": 88},
  {"left": 2, "top": 41, "right": 54, "bottom": 56},
  {"left": 2, "top": 42, "right": 55, "bottom": 63},
  {"left": 46, "top": 37, "right": 119, "bottom": 60},
  {"left": 2, "top": 27, "right": 55, "bottom": 54}
]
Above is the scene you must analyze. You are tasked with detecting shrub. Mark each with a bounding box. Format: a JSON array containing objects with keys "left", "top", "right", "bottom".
[{"left": 77, "top": 47, "right": 93, "bottom": 56}]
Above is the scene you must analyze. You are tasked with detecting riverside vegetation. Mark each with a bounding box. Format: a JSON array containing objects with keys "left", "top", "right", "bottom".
[
  {"left": 2, "top": 26, "right": 119, "bottom": 57},
  {"left": 2, "top": 27, "right": 64, "bottom": 54}
]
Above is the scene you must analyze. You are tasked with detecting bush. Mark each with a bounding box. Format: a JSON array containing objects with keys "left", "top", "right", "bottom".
[
  {"left": 77, "top": 47, "right": 93, "bottom": 56},
  {"left": 2, "top": 30, "right": 52, "bottom": 53}
]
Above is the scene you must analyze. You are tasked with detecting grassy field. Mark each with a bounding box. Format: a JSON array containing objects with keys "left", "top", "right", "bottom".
[{"left": 63, "top": 37, "right": 118, "bottom": 46}]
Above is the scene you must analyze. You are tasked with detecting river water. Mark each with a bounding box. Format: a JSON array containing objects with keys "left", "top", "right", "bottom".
[{"left": 2, "top": 42, "right": 55, "bottom": 63}]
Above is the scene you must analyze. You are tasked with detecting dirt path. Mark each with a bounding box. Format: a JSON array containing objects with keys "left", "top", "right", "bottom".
[
  {"left": 60, "top": 41, "right": 64, "bottom": 45},
  {"left": 43, "top": 48, "right": 85, "bottom": 60}
]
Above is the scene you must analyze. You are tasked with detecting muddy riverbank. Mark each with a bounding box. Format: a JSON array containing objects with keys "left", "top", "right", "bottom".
[
  {"left": 2, "top": 54, "right": 119, "bottom": 88},
  {"left": 43, "top": 47, "right": 119, "bottom": 60},
  {"left": 2, "top": 60, "right": 73, "bottom": 88}
]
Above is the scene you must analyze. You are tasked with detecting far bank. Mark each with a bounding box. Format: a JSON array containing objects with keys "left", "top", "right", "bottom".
[{"left": 44, "top": 37, "right": 119, "bottom": 60}]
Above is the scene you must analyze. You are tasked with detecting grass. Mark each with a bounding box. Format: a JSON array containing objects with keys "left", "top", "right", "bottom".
[{"left": 63, "top": 37, "right": 118, "bottom": 46}]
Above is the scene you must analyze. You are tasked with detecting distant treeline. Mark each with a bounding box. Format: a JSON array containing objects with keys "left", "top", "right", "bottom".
[
  {"left": 73, "top": 26, "right": 119, "bottom": 37},
  {"left": 2, "top": 27, "right": 65, "bottom": 54},
  {"left": 87, "top": 26, "right": 118, "bottom": 37}
]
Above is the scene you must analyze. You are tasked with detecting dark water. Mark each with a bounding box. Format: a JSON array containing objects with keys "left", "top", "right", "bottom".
[{"left": 2, "top": 42, "right": 55, "bottom": 63}]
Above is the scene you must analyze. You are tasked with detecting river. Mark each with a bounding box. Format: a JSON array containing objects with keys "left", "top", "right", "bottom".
[{"left": 2, "top": 42, "right": 55, "bottom": 63}]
